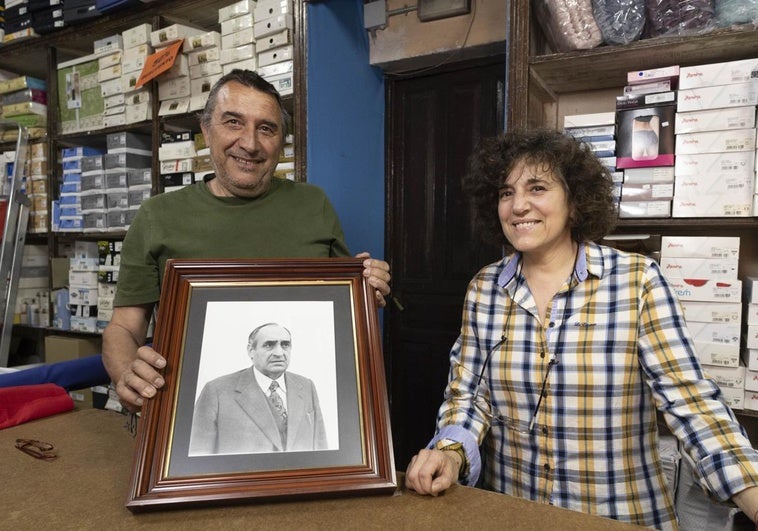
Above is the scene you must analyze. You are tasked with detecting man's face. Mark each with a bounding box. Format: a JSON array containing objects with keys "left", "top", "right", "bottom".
[
  {"left": 201, "top": 81, "right": 284, "bottom": 198},
  {"left": 248, "top": 325, "right": 291, "bottom": 379}
]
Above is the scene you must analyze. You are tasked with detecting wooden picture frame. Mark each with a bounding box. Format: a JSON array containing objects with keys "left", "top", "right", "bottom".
[{"left": 126, "top": 258, "right": 396, "bottom": 511}]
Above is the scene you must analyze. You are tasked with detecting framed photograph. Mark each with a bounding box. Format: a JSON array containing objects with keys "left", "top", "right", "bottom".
[{"left": 126, "top": 258, "right": 396, "bottom": 511}]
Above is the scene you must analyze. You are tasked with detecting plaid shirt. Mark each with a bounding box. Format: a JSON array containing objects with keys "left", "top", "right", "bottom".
[{"left": 430, "top": 241, "right": 758, "bottom": 530}]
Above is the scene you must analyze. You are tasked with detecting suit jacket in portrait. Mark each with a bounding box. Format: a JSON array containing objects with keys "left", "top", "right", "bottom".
[{"left": 188, "top": 367, "right": 328, "bottom": 455}]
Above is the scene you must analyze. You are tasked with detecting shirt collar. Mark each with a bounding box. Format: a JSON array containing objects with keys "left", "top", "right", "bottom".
[
  {"left": 253, "top": 367, "right": 287, "bottom": 393},
  {"left": 496, "top": 240, "right": 595, "bottom": 289}
]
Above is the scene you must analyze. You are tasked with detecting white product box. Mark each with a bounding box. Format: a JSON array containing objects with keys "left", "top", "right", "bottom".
[
  {"left": 98, "top": 78, "right": 121, "bottom": 98},
  {"left": 660, "top": 236, "right": 740, "bottom": 259},
  {"left": 93, "top": 34, "right": 123, "bottom": 55},
  {"left": 158, "top": 76, "right": 191, "bottom": 100},
  {"left": 104, "top": 93, "right": 125, "bottom": 110},
  {"left": 220, "top": 43, "right": 256, "bottom": 65},
  {"left": 190, "top": 61, "right": 222, "bottom": 79},
  {"left": 674, "top": 151, "right": 755, "bottom": 178},
  {"left": 266, "top": 71, "right": 294, "bottom": 96},
  {"left": 253, "top": 14, "right": 294, "bottom": 39},
  {"left": 125, "top": 102, "right": 152, "bottom": 124},
  {"left": 746, "top": 368, "right": 758, "bottom": 392},
  {"left": 98, "top": 51, "right": 121, "bottom": 70},
  {"left": 122, "top": 44, "right": 152, "bottom": 74},
  {"left": 188, "top": 47, "right": 221, "bottom": 66},
  {"left": 564, "top": 124, "right": 616, "bottom": 140},
  {"left": 681, "top": 301, "right": 741, "bottom": 324},
  {"left": 97, "top": 64, "right": 122, "bottom": 83},
  {"left": 703, "top": 364, "right": 745, "bottom": 389},
  {"left": 69, "top": 270, "right": 99, "bottom": 288},
  {"left": 668, "top": 278, "right": 742, "bottom": 303},
  {"left": 675, "top": 106, "right": 756, "bottom": 134},
  {"left": 124, "top": 88, "right": 151, "bottom": 106},
  {"left": 257, "top": 29, "right": 292, "bottom": 51},
  {"left": 222, "top": 58, "right": 258, "bottom": 75},
  {"left": 191, "top": 74, "right": 222, "bottom": 97},
  {"left": 694, "top": 340, "right": 740, "bottom": 367},
  {"left": 686, "top": 321, "right": 741, "bottom": 345},
  {"left": 672, "top": 188, "right": 754, "bottom": 217},
  {"left": 627, "top": 65, "right": 680, "bottom": 85},
  {"left": 69, "top": 286, "right": 99, "bottom": 306},
  {"left": 675, "top": 128, "right": 756, "bottom": 155},
  {"left": 218, "top": 0, "right": 254, "bottom": 23},
  {"left": 189, "top": 93, "right": 211, "bottom": 112},
  {"left": 679, "top": 58, "right": 758, "bottom": 89},
  {"left": 746, "top": 303, "right": 758, "bottom": 326},
  {"left": 677, "top": 82, "right": 758, "bottom": 112},
  {"left": 563, "top": 112, "right": 615, "bottom": 129},
  {"left": 184, "top": 31, "right": 221, "bottom": 53},
  {"left": 747, "top": 325, "right": 758, "bottom": 349},
  {"left": 122, "top": 23, "right": 152, "bottom": 49},
  {"left": 742, "top": 349, "right": 758, "bottom": 372},
  {"left": 745, "top": 277, "right": 758, "bottom": 304},
  {"left": 150, "top": 24, "right": 203, "bottom": 47},
  {"left": 160, "top": 158, "right": 195, "bottom": 174},
  {"left": 221, "top": 27, "right": 255, "bottom": 49},
  {"left": 254, "top": 0, "right": 293, "bottom": 20},
  {"left": 257, "top": 59, "right": 293, "bottom": 79},
  {"left": 221, "top": 13, "right": 255, "bottom": 35},
  {"left": 119, "top": 71, "right": 140, "bottom": 93},
  {"left": 618, "top": 200, "right": 671, "bottom": 218},
  {"left": 720, "top": 385, "right": 744, "bottom": 410},
  {"left": 160, "top": 53, "right": 189, "bottom": 80},
  {"left": 159, "top": 140, "right": 196, "bottom": 161},
  {"left": 620, "top": 182, "right": 674, "bottom": 201},
  {"left": 623, "top": 167, "right": 675, "bottom": 183},
  {"left": 257, "top": 45, "right": 294, "bottom": 67},
  {"left": 158, "top": 97, "right": 190, "bottom": 116},
  {"left": 659, "top": 257, "right": 739, "bottom": 281}
]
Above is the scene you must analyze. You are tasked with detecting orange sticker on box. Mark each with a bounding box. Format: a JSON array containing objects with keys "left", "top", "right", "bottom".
[{"left": 134, "top": 40, "right": 184, "bottom": 89}]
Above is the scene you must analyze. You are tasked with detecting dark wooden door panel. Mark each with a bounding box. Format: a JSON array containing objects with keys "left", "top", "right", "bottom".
[{"left": 386, "top": 59, "right": 506, "bottom": 468}]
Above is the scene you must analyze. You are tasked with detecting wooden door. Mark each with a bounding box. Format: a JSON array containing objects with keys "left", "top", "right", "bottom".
[{"left": 385, "top": 58, "right": 506, "bottom": 468}]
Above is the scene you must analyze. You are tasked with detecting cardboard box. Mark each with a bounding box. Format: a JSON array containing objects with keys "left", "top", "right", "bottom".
[
  {"left": 694, "top": 340, "right": 740, "bottom": 367},
  {"left": 675, "top": 128, "right": 756, "bottom": 155},
  {"left": 221, "top": 27, "right": 255, "bottom": 49},
  {"left": 745, "top": 368, "right": 758, "bottom": 392},
  {"left": 253, "top": 13, "right": 293, "bottom": 39},
  {"left": 627, "top": 65, "right": 679, "bottom": 85},
  {"left": 743, "top": 350, "right": 758, "bottom": 372},
  {"left": 660, "top": 236, "right": 739, "bottom": 259},
  {"left": 221, "top": 13, "right": 254, "bottom": 35},
  {"left": 674, "top": 151, "right": 755, "bottom": 178},
  {"left": 677, "top": 82, "right": 758, "bottom": 112},
  {"left": 703, "top": 364, "right": 745, "bottom": 389},
  {"left": 678, "top": 58, "right": 758, "bottom": 89},
  {"left": 674, "top": 106, "right": 756, "bottom": 134},
  {"left": 623, "top": 166, "right": 674, "bottom": 183},
  {"left": 667, "top": 278, "right": 741, "bottom": 302},
  {"left": 618, "top": 200, "right": 671, "bottom": 218},
  {"left": 747, "top": 325, "right": 758, "bottom": 350},
  {"left": 719, "top": 385, "right": 743, "bottom": 410},
  {"left": 44, "top": 335, "right": 101, "bottom": 364},
  {"left": 620, "top": 182, "right": 674, "bottom": 201},
  {"left": 257, "top": 44, "right": 294, "bottom": 68},
  {"left": 686, "top": 321, "right": 741, "bottom": 346},
  {"left": 218, "top": 0, "right": 254, "bottom": 22},
  {"left": 681, "top": 301, "right": 741, "bottom": 324},
  {"left": 659, "top": 256, "right": 739, "bottom": 281},
  {"left": 671, "top": 190, "right": 753, "bottom": 218},
  {"left": 745, "top": 303, "right": 758, "bottom": 326},
  {"left": 744, "top": 277, "right": 758, "bottom": 304}
]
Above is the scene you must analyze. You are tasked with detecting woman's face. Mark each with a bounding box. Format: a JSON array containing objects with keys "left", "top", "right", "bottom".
[{"left": 497, "top": 159, "right": 573, "bottom": 257}]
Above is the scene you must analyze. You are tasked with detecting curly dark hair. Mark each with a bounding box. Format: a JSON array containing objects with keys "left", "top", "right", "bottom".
[{"left": 462, "top": 129, "right": 617, "bottom": 252}]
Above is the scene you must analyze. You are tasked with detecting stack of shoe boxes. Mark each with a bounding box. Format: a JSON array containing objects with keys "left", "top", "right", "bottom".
[
  {"left": 219, "top": 0, "right": 256, "bottom": 77},
  {"left": 744, "top": 279, "right": 758, "bottom": 410},
  {"left": 27, "top": 141, "right": 49, "bottom": 233},
  {"left": 673, "top": 58, "right": 757, "bottom": 217},
  {"left": 96, "top": 240, "right": 119, "bottom": 333},
  {"left": 104, "top": 131, "right": 151, "bottom": 230},
  {"left": 29, "top": 0, "right": 65, "bottom": 35},
  {"left": 17, "top": 243, "right": 50, "bottom": 327},
  {"left": 563, "top": 112, "right": 619, "bottom": 204},
  {"left": 68, "top": 240, "right": 99, "bottom": 333},
  {"left": 615, "top": 66, "right": 679, "bottom": 219},
  {"left": 151, "top": 23, "right": 203, "bottom": 117},
  {"left": 253, "top": 0, "right": 293, "bottom": 96},
  {"left": 57, "top": 145, "right": 105, "bottom": 232},
  {"left": 159, "top": 130, "right": 196, "bottom": 192},
  {"left": 120, "top": 22, "right": 153, "bottom": 124},
  {"left": 185, "top": 29, "right": 222, "bottom": 113},
  {"left": 660, "top": 236, "right": 745, "bottom": 410}
]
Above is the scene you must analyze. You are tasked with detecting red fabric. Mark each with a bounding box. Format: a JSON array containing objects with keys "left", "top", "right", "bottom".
[{"left": 0, "top": 383, "right": 74, "bottom": 429}]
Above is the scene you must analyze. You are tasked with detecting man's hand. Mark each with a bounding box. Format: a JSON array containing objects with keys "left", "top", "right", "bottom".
[
  {"left": 405, "top": 448, "right": 461, "bottom": 496},
  {"left": 355, "top": 252, "right": 391, "bottom": 307},
  {"left": 115, "top": 345, "right": 167, "bottom": 410}
]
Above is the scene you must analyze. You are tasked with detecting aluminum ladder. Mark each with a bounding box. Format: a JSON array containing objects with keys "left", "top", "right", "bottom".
[{"left": 0, "top": 121, "right": 31, "bottom": 367}]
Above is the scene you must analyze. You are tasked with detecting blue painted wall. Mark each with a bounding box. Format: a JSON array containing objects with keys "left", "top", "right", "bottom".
[{"left": 305, "top": 0, "right": 385, "bottom": 259}]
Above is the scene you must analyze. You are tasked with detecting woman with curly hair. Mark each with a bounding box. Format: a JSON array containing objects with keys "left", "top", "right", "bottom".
[{"left": 405, "top": 130, "right": 758, "bottom": 530}]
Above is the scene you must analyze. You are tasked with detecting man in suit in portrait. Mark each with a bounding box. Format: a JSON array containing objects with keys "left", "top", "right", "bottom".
[{"left": 189, "top": 322, "right": 328, "bottom": 455}]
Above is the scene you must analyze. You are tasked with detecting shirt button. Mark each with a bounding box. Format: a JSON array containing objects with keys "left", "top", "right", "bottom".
[
  {"left": 542, "top": 426, "right": 548, "bottom": 435},
  {"left": 548, "top": 321, "right": 555, "bottom": 328},
  {"left": 544, "top": 463, "right": 551, "bottom": 472}
]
